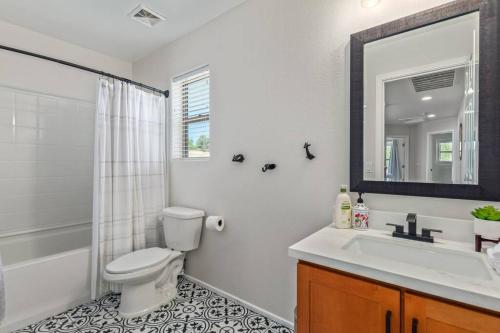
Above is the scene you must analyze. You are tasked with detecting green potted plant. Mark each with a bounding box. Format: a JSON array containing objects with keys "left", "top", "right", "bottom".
[{"left": 472, "top": 205, "right": 500, "bottom": 240}]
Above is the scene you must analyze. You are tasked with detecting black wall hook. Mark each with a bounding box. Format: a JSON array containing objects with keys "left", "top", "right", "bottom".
[
  {"left": 232, "top": 154, "right": 245, "bottom": 163},
  {"left": 262, "top": 163, "right": 277, "bottom": 172},
  {"left": 304, "top": 142, "right": 315, "bottom": 160}
]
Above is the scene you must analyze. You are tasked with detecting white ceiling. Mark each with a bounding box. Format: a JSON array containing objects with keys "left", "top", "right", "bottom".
[
  {"left": 385, "top": 67, "right": 465, "bottom": 125},
  {"left": 0, "top": 0, "right": 248, "bottom": 62}
]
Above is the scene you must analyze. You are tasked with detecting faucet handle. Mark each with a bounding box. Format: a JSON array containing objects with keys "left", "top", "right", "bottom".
[
  {"left": 386, "top": 223, "right": 404, "bottom": 234},
  {"left": 421, "top": 228, "right": 442, "bottom": 239}
]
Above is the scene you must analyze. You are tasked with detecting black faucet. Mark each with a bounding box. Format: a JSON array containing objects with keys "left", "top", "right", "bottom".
[
  {"left": 386, "top": 213, "right": 442, "bottom": 243},
  {"left": 407, "top": 213, "right": 417, "bottom": 236}
]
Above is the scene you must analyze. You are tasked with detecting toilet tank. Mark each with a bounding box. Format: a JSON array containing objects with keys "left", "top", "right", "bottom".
[{"left": 162, "top": 207, "right": 205, "bottom": 251}]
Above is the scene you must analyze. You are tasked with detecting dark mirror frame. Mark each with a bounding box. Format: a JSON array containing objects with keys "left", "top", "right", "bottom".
[{"left": 350, "top": 0, "right": 500, "bottom": 201}]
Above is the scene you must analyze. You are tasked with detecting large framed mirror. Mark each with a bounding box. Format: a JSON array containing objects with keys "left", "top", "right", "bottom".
[{"left": 350, "top": 0, "right": 500, "bottom": 201}]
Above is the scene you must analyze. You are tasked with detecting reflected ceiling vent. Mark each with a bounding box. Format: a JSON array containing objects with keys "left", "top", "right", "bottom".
[
  {"left": 399, "top": 117, "right": 425, "bottom": 125},
  {"left": 411, "top": 69, "right": 455, "bottom": 92},
  {"left": 129, "top": 4, "right": 166, "bottom": 28}
]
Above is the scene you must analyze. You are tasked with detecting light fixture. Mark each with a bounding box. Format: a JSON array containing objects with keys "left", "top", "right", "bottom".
[
  {"left": 361, "top": 0, "right": 381, "bottom": 8},
  {"left": 426, "top": 113, "right": 436, "bottom": 119},
  {"left": 421, "top": 96, "right": 433, "bottom": 101}
]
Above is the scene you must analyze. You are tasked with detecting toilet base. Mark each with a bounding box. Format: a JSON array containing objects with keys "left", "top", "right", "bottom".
[
  {"left": 119, "top": 281, "right": 177, "bottom": 318},
  {"left": 117, "top": 254, "right": 185, "bottom": 318}
]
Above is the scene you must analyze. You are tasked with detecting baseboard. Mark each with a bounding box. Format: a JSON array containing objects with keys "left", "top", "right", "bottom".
[
  {"left": 0, "top": 295, "right": 91, "bottom": 333},
  {"left": 183, "top": 274, "right": 294, "bottom": 329}
]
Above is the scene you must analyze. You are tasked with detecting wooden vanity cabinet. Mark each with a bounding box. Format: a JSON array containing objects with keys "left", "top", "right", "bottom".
[
  {"left": 297, "top": 262, "right": 500, "bottom": 333},
  {"left": 404, "top": 293, "right": 500, "bottom": 333},
  {"left": 297, "top": 262, "right": 401, "bottom": 333}
]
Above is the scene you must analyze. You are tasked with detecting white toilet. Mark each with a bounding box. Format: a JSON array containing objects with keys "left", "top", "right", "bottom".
[{"left": 103, "top": 207, "right": 205, "bottom": 318}]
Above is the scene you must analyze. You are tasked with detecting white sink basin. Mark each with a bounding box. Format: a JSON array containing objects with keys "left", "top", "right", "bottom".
[{"left": 343, "top": 235, "right": 492, "bottom": 281}]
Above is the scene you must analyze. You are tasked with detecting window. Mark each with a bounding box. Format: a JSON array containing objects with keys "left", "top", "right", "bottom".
[
  {"left": 172, "top": 66, "right": 210, "bottom": 159},
  {"left": 437, "top": 140, "right": 453, "bottom": 162}
]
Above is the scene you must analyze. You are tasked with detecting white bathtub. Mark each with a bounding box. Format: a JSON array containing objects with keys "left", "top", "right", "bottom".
[{"left": 0, "top": 224, "right": 92, "bottom": 332}]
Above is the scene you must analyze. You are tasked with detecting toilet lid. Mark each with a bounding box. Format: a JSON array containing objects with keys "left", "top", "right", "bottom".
[{"left": 106, "top": 248, "right": 173, "bottom": 274}]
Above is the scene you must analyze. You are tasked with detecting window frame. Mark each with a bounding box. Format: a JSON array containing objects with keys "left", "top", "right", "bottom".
[
  {"left": 171, "top": 66, "right": 210, "bottom": 160},
  {"left": 181, "top": 74, "right": 210, "bottom": 159},
  {"left": 437, "top": 140, "right": 453, "bottom": 164}
]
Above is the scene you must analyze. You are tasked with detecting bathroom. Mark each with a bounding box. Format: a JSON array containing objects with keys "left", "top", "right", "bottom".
[{"left": 0, "top": 0, "right": 499, "bottom": 332}]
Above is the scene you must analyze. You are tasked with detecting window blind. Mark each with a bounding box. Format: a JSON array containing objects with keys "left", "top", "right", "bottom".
[{"left": 171, "top": 66, "right": 210, "bottom": 159}]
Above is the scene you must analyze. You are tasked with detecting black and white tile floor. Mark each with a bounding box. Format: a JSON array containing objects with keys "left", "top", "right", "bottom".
[{"left": 15, "top": 277, "right": 294, "bottom": 333}]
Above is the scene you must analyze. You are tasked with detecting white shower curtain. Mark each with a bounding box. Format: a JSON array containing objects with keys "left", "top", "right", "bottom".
[{"left": 91, "top": 79, "right": 166, "bottom": 299}]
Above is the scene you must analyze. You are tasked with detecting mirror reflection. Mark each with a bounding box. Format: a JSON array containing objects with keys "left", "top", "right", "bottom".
[{"left": 363, "top": 12, "right": 479, "bottom": 184}]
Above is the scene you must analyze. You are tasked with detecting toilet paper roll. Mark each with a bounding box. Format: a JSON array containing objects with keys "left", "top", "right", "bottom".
[{"left": 206, "top": 216, "right": 225, "bottom": 232}]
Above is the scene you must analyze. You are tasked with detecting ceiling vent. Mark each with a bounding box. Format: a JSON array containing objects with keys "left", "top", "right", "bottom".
[
  {"left": 399, "top": 117, "right": 425, "bottom": 125},
  {"left": 411, "top": 69, "right": 455, "bottom": 92},
  {"left": 129, "top": 4, "right": 166, "bottom": 28}
]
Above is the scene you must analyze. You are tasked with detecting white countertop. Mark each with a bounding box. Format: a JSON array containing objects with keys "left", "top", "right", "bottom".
[{"left": 289, "top": 225, "right": 500, "bottom": 312}]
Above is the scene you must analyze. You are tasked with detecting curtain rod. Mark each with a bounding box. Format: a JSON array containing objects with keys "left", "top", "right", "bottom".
[{"left": 0, "top": 44, "right": 169, "bottom": 98}]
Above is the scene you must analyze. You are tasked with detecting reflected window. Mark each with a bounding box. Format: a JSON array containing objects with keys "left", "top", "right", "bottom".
[{"left": 438, "top": 141, "right": 453, "bottom": 163}]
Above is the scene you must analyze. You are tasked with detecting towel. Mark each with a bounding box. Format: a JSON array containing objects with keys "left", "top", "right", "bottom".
[
  {"left": 0, "top": 254, "right": 5, "bottom": 322},
  {"left": 486, "top": 245, "right": 500, "bottom": 274},
  {"left": 487, "top": 243, "right": 500, "bottom": 256}
]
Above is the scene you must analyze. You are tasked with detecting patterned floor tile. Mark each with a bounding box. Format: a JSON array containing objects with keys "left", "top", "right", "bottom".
[{"left": 14, "top": 277, "right": 293, "bottom": 333}]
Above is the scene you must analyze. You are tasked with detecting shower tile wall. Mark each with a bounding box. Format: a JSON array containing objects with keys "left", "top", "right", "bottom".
[{"left": 0, "top": 86, "right": 94, "bottom": 237}]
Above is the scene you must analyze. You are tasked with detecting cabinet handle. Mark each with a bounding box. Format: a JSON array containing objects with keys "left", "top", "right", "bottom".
[
  {"left": 412, "top": 318, "right": 418, "bottom": 333},
  {"left": 385, "top": 310, "right": 392, "bottom": 333}
]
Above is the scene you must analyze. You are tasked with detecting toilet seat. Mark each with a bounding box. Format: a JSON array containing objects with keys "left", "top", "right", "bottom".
[
  {"left": 106, "top": 248, "right": 173, "bottom": 274},
  {"left": 103, "top": 248, "right": 182, "bottom": 285}
]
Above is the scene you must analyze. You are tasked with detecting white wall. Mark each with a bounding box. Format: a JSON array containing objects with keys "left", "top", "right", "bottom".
[
  {"left": 0, "top": 20, "right": 131, "bottom": 238},
  {"left": 412, "top": 117, "right": 459, "bottom": 182},
  {"left": 133, "top": 0, "right": 493, "bottom": 322},
  {"left": 386, "top": 125, "right": 412, "bottom": 138},
  {"left": 0, "top": 20, "right": 131, "bottom": 99}
]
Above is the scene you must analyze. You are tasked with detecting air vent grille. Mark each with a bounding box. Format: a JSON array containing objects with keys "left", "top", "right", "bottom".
[
  {"left": 129, "top": 4, "right": 165, "bottom": 28},
  {"left": 398, "top": 117, "right": 425, "bottom": 125},
  {"left": 411, "top": 69, "right": 455, "bottom": 92}
]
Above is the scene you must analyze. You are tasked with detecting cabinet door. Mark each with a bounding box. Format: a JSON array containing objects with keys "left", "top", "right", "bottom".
[
  {"left": 297, "top": 262, "right": 400, "bottom": 333},
  {"left": 404, "top": 293, "right": 500, "bottom": 333}
]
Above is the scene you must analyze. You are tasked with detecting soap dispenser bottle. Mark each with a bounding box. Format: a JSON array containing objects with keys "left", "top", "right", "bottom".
[
  {"left": 334, "top": 185, "right": 352, "bottom": 229},
  {"left": 352, "top": 192, "right": 369, "bottom": 231}
]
